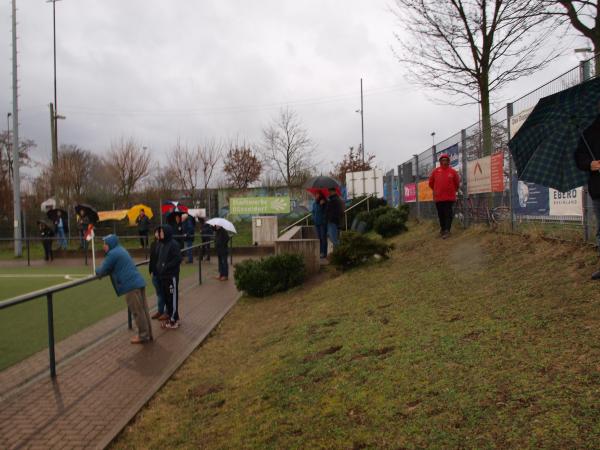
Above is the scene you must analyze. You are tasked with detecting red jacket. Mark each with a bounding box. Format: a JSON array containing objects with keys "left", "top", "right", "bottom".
[{"left": 428, "top": 166, "right": 460, "bottom": 202}]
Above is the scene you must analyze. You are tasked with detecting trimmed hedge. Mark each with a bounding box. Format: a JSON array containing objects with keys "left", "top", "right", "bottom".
[
  {"left": 373, "top": 206, "right": 409, "bottom": 238},
  {"left": 329, "top": 231, "right": 393, "bottom": 271},
  {"left": 234, "top": 253, "right": 306, "bottom": 297}
]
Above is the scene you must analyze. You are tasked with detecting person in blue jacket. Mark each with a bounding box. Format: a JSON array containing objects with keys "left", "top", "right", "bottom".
[
  {"left": 312, "top": 192, "right": 327, "bottom": 258},
  {"left": 95, "top": 234, "right": 153, "bottom": 344}
]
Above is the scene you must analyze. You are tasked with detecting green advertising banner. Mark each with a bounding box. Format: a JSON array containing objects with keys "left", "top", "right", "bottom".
[{"left": 229, "top": 196, "right": 291, "bottom": 215}]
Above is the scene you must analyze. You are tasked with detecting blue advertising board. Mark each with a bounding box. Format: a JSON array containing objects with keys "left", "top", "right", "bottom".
[{"left": 511, "top": 177, "right": 549, "bottom": 215}]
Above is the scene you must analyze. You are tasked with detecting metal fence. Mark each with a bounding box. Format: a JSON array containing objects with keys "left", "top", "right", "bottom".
[{"left": 396, "top": 54, "right": 598, "bottom": 244}]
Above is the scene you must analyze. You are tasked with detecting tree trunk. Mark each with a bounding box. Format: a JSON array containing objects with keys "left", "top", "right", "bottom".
[{"left": 480, "top": 78, "right": 492, "bottom": 157}]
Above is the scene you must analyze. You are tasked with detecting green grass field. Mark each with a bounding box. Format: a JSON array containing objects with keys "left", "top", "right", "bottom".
[
  {"left": 112, "top": 223, "right": 600, "bottom": 449},
  {"left": 0, "top": 263, "right": 200, "bottom": 371}
]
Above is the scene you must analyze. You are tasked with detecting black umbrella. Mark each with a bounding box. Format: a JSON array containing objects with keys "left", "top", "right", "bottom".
[
  {"left": 165, "top": 210, "right": 186, "bottom": 225},
  {"left": 46, "top": 208, "right": 68, "bottom": 222},
  {"left": 74, "top": 204, "right": 99, "bottom": 224},
  {"left": 303, "top": 175, "right": 342, "bottom": 189}
]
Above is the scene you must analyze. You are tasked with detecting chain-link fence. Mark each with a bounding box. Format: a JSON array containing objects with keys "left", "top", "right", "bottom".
[{"left": 397, "top": 54, "right": 598, "bottom": 244}]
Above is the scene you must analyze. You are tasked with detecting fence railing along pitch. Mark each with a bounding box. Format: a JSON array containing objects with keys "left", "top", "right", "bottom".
[{"left": 396, "top": 54, "right": 599, "bottom": 243}]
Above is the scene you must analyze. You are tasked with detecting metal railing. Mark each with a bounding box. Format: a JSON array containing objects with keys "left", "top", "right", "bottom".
[
  {"left": 279, "top": 195, "right": 374, "bottom": 235},
  {"left": 0, "top": 238, "right": 224, "bottom": 378}
]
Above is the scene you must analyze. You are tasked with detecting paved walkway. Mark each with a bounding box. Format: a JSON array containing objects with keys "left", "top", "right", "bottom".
[{"left": 0, "top": 262, "right": 242, "bottom": 449}]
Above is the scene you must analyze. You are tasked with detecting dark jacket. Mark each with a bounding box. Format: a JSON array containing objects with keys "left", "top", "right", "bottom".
[
  {"left": 325, "top": 194, "right": 344, "bottom": 226},
  {"left": 182, "top": 216, "right": 195, "bottom": 239},
  {"left": 174, "top": 220, "right": 185, "bottom": 248},
  {"left": 575, "top": 117, "right": 600, "bottom": 199},
  {"left": 40, "top": 226, "right": 54, "bottom": 240},
  {"left": 95, "top": 234, "right": 146, "bottom": 296},
  {"left": 201, "top": 222, "right": 213, "bottom": 241},
  {"left": 149, "top": 237, "right": 159, "bottom": 275},
  {"left": 136, "top": 215, "right": 151, "bottom": 232},
  {"left": 155, "top": 224, "right": 182, "bottom": 279},
  {"left": 215, "top": 227, "right": 229, "bottom": 254}
]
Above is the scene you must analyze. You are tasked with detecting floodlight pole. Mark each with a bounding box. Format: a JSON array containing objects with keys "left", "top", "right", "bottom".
[
  {"left": 360, "top": 78, "right": 365, "bottom": 164},
  {"left": 11, "top": 0, "right": 22, "bottom": 257}
]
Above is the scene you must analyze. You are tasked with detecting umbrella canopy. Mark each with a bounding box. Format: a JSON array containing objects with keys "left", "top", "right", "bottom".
[
  {"left": 165, "top": 210, "right": 186, "bottom": 225},
  {"left": 98, "top": 210, "right": 129, "bottom": 222},
  {"left": 161, "top": 201, "right": 188, "bottom": 215},
  {"left": 206, "top": 218, "right": 237, "bottom": 234},
  {"left": 508, "top": 76, "right": 600, "bottom": 192},
  {"left": 74, "top": 204, "right": 99, "bottom": 223},
  {"left": 307, "top": 187, "right": 341, "bottom": 198},
  {"left": 303, "top": 175, "right": 342, "bottom": 191},
  {"left": 127, "top": 204, "right": 154, "bottom": 226},
  {"left": 46, "top": 208, "right": 68, "bottom": 222}
]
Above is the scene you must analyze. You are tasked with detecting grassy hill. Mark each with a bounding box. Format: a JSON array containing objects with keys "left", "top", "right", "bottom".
[{"left": 112, "top": 223, "right": 600, "bottom": 449}]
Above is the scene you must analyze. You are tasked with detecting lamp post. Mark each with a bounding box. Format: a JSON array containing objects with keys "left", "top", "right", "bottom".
[
  {"left": 11, "top": 0, "right": 21, "bottom": 256},
  {"left": 355, "top": 78, "right": 365, "bottom": 164},
  {"left": 47, "top": 0, "right": 62, "bottom": 169},
  {"left": 431, "top": 131, "right": 435, "bottom": 147}
]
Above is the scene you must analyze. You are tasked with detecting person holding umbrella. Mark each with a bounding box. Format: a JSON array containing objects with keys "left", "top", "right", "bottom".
[
  {"left": 312, "top": 192, "right": 327, "bottom": 258},
  {"left": 53, "top": 210, "right": 68, "bottom": 250},
  {"left": 136, "top": 209, "right": 151, "bottom": 249},
  {"left": 325, "top": 187, "right": 344, "bottom": 249},
  {"left": 214, "top": 224, "right": 230, "bottom": 281}
]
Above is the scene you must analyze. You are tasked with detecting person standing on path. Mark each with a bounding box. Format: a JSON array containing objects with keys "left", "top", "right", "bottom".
[
  {"left": 95, "top": 234, "right": 153, "bottom": 344},
  {"left": 54, "top": 210, "right": 68, "bottom": 250},
  {"left": 325, "top": 187, "right": 344, "bottom": 249},
  {"left": 39, "top": 222, "right": 54, "bottom": 261},
  {"left": 136, "top": 209, "right": 151, "bottom": 249},
  {"left": 173, "top": 214, "right": 185, "bottom": 250},
  {"left": 182, "top": 213, "right": 196, "bottom": 264},
  {"left": 156, "top": 224, "right": 183, "bottom": 329},
  {"left": 428, "top": 153, "right": 460, "bottom": 239},
  {"left": 312, "top": 192, "right": 327, "bottom": 258},
  {"left": 199, "top": 218, "right": 213, "bottom": 261},
  {"left": 574, "top": 116, "right": 600, "bottom": 279},
  {"left": 214, "top": 225, "right": 230, "bottom": 281},
  {"left": 149, "top": 228, "right": 167, "bottom": 320}
]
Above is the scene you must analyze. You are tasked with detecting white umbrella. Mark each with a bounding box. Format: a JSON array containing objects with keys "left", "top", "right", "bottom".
[{"left": 206, "top": 218, "right": 237, "bottom": 234}]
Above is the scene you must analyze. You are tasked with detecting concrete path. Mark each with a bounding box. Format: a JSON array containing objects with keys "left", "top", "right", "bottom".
[{"left": 0, "top": 262, "right": 242, "bottom": 449}]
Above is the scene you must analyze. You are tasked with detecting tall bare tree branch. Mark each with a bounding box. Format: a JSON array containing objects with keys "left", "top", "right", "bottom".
[{"left": 106, "top": 137, "right": 152, "bottom": 205}]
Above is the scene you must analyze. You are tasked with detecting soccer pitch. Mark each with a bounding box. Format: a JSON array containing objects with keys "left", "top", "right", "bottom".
[{"left": 0, "top": 263, "right": 199, "bottom": 371}]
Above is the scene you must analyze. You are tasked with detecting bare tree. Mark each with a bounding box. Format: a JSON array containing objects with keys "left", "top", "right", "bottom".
[
  {"left": 543, "top": 1, "right": 600, "bottom": 73},
  {"left": 262, "top": 107, "right": 316, "bottom": 187},
  {"left": 223, "top": 143, "right": 262, "bottom": 189},
  {"left": 167, "top": 140, "right": 203, "bottom": 203},
  {"left": 0, "top": 131, "right": 35, "bottom": 220},
  {"left": 106, "top": 137, "right": 152, "bottom": 205},
  {"left": 53, "top": 145, "right": 94, "bottom": 204},
  {"left": 199, "top": 139, "right": 222, "bottom": 191},
  {"left": 330, "top": 146, "right": 376, "bottom": 185},
  {"left": 392, "top": 0, "right": 557, "bottom": 154}
]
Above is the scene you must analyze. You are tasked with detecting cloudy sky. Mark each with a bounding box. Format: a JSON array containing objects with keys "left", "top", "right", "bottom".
[{"left": 0, "top": 0, "right": 591, "bottom": 181}]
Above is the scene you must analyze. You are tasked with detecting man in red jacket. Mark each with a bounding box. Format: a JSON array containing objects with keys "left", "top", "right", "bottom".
[{"left": 428, "top": 153, "right": 460, "bottom": 238}]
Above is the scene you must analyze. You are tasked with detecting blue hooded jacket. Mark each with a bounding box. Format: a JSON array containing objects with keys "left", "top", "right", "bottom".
[{"left": 95, "top": 234, "right": 146, "bottom": 296}]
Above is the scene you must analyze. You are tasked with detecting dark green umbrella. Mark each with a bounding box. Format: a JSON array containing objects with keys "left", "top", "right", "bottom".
[{"left": 509, "top": 76, "right": 600, "bottom": 192}]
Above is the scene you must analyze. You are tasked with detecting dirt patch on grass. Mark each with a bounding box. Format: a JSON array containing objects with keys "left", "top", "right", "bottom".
[
  {"left": 187, "top": 384, "right": 223, "bottom": 400},
  {"left": 350, "top": 346, "right": 395, "bottom": 361},
  {"left": 303, "top": 345, "right": 343, "bottom": 362}
]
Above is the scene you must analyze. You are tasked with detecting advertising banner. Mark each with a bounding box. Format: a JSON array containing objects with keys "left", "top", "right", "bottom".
[
  {"left": 418, "top": 181, "right": 433, "bottom": 202},
  {"left": 491, "top": 152, "right": 504, "bottom": 192},
  {"left": 512, "top": 178, "right": 549, "bottom": 215},
  {"left": 467, "top": 156, "right": 492, "bottom": 194},
  {"left": 230, "top": 196, "right": 290, "bottom": 215},
  {"left": 549, "top": 187, "right": 583, "bottom": 216},
  {"left": 346, "top": 169, "right": 384, "bottom": 199},
  {"left": 404, "top": 183, "right": 416, "bottom": 203}
]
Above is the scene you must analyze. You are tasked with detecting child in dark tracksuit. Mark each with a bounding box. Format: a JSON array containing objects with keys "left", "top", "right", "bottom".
[
  {"left": 149, "top": 228, "right": 166, "bottom": 320},
  {"left": 155, "top": 224, "right": 183, "bottom": 329}
]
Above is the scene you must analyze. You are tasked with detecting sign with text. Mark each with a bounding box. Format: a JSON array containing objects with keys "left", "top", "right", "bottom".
[
  {"left": 509, "top": 106, "right": 534, "bottom": 137},
  {"left": 467, "top": 156, "right": 492, "bottom": 194},
  {"left": 418, "top": 181, "right": 433, "bottom": 202},
  {"left": 230, "top": 196, "right": 290, "bottom": 215},
  {"left": 549, "top": 187, "right": 583, "bottom": 216},
  {"left": 491, "top": 152, "right": 504, "bottom": 193},
  {"left": 512, "top": 178, "right": 549, "bottom": 215},
  {"left": 404, "top": 183, "right": 416, "bottom": 203}
]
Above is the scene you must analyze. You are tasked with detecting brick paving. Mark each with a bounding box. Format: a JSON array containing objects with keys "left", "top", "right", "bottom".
[{"left": 0, "top": 261, "right": 242, "bottom": 449}]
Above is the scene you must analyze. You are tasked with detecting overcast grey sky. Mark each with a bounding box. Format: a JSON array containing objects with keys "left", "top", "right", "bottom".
[{"left": 0, "top": 0, "right": 591, "bottom": 180}]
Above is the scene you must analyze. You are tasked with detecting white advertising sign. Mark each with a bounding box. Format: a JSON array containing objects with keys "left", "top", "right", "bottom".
[
  {"left": 346, "top": 169, "right": 384, "bottom": 199},
  {"left": 467, "top": 156, "right": 491, "bottom": 194},
  {"left": 549, "top": 187, "right": 583, "bottom": 216}
]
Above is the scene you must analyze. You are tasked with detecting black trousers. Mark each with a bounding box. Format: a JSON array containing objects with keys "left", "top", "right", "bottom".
[
  {"left": 42, "top": 240, "right": 53, "bottom": 261},
  {"left": 435, "top": 201, "right": 455, "bottom": 232},
  {"left": 139, "top": 230, "right": 149, "bottom": 248},
  {"left": 161, "top": 275, "right": 180, "bottom": 322}
]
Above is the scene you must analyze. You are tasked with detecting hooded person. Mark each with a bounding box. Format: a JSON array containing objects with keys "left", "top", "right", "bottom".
[
  {"left": 149, "top": 227, "right": 166, "bottom": 320},
  {"left": 428, "top": 153, "right": 460, "bottom": 238},
  {"left": 155, "top": 224, "right": 183, "bottom": 329},
  {"left": 95, "top": 234, "right": 153, "bottom": 344}
]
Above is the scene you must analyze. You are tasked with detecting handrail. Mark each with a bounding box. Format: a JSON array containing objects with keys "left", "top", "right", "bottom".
[
  {"left": 0, "top": 238, "right": 216, "bottom": 378},
  {"left": 279, "top": 194, "right": 375, "bottom": 236}
]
